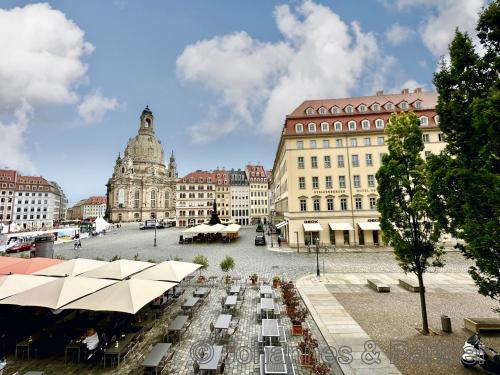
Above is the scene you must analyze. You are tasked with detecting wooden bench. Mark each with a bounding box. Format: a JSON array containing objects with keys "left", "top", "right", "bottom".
[
  {"left": 398, "top": 278, "right": 421, "bottom": 292},
  {"left": 464, "top": 318, "right": 500, "bottom": 333},
  {"left": 367, "top": 279, "right": 390, "bottom": 293}
]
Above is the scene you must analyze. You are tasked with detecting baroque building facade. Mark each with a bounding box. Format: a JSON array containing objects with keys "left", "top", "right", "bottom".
[{"left": 106, "top": 106, "right": 177, "bottom": 222}]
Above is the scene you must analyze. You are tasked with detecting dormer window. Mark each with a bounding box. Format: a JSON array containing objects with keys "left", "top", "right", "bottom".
[
  {"left": 434, "top": 115, "right": 439, "bottom": 125},
  {"left": 399, "top": 101, "right": 408, "bottom": 110},
  {"left": 308, "top": 123, "right": 317, "bottom": 132},
  {"left": 414, "top": 101, "right": 422, "bottom": 109},
  {"left": 331, "top": 106, "right": 340, "bottom": 114},
  {"left": 420, "top": 116, "right": 428, "bottom": 126},
  {"left": 348, "top": 121, "right": 356, "bottom": 131},
  {"left": 321, "top": 122, "right": 329, "bottom": 132},
  {"left": 334, "top": 122, "right": 342, "bottom": 131},
  {"left": 372, "top": 104, "right": 380, "bottom": 111},
  {"left": 306, "top": 107, "right": 315, "bottom": 116},
  {"left": 361, "top": 120, "right": 370, "bottom": 129},
  {"left": 358, "top": 104, "right": 366, "bottom": 112},
  {"left": 295, "top": 123, "right": 304, "bottom": 133},
  {"left": 345, "top": 105, "right": 353, "bottom": 113},
  {"left": 318, "top": 107, "right": 327, "bottom": 115},
  {"left": 385, "top": 102, "right": 393, "bottom": 111},
  {"left": 375, "top": 119, "right": 384, "bottom": 129}
]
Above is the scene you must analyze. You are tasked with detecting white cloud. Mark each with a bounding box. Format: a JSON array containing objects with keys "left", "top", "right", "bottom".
[
  {"left": 177, "top": 0, "right": 390, "bottom": 140},
  {"left": 393, "top": 0, "right": 484, "bottom": 58},
  {"left": 0, "top": 101, "right": 35, "bottom": 173},
  {"left": 385, "top": 23, "right": 415, "bottom": 45},
  {"left": 78, "top": 90, "right": 118, "bottom": 123},
  {"left": 0, "top": 3, "right": 95, "bottom": 173}
]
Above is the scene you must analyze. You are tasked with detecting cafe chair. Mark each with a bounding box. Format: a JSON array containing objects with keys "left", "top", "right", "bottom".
[
  {"left": 209, "top": 322, "right": 215, "bottom": 339},
  {"left": 193, "top": 360, "right": 200, "bottom": 374}
]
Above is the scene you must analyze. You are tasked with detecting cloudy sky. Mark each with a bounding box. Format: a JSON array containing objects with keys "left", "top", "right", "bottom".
[{"left": 0, "top": 0, "right": 486, "bottom": 205}]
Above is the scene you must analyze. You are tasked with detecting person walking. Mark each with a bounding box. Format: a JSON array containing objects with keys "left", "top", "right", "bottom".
[{"left": 277, "top": 236, "right": 282, "bottom": 247}]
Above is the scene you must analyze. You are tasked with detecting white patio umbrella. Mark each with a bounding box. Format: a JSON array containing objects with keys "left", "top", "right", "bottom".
[
  {"left": 220, "top": 223, "right": 241, "bottom": 233},
  {"left": 62, "top": 279, "right": 176, "bottom": 314},
  {"left": 182, "top": 224, "right": 211, "bottom": 234},
  {"left": 79, "top": 259, "right": 154, "bottom": 280},
  {"left": 131, "top": 260, "right": 201, "bottom": 282},
  {"left": 32, "top": 258, "right": 108, "bottom": 277},
  {"left": 0, "top": 277, "right": 117, "bottom": 309},
  {"left": 205, "top": 223, "right": 226, "bottom": 233},
  {"left": 0, "top": 274, "right": 57, "bottom": 300}
]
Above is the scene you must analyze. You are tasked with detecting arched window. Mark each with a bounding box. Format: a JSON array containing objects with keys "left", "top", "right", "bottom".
[
  {"left": 385, "top": 103, "right": 393, "bottom": 110},
  {"left": 375, "top": 119, "right": 384, "bottom": 129},
  {"left": 334, "top": 122, "right": 342, "bottom": 131},
  {"left": 372, "top": 104, "right": 380, "bottom": 111},
  {"left": 318, "top": 107, "right": 326, "bottom": 115},
  {"left": 321, "top": 122, "right": 329, "bottom": 132},
  {"left": 134, "top": 190, "right": 140, "bottom": 209},
  {"left": 361, "top": 120, "right": 370, "bottom": 129},
  {"left": 121, "top": 167, "right": 125, "bottom": 173},
  {"left": 331, "top": 106, "right": 340, "bottom": 114},
  {"left": 420, "top": 116, "right": 428, "bottom": 126},
  {"left": 306, "top": 108, "right": 315, "bottom": 115},
  {"left": 348, "top": 121, "right": 356, "bottom": 131},
  {"left": 399, "top": 101, "right": 408, "bottom": 110},
  {"left": 308, "top": 123, "right": 317, "bottom": 132},
  {"left": 414, "top": 101, "right": 422, "bottom": 109},
  {"left": 118, "top": 188, "right": 125, "bottom": 208},
  {"left": 345, "top": 105, "right": 353, "bottom": 113},
  {"left": 151, "top": 190, "right": 156, "bottom": 208},
  {"left": 295, "top": 123, "right": 303, "bottom": 133},
  {"left": 359, "top": 105, "right": 366, "bottom": 112},
  {"left": 434, "top": 115, "right": 439, "bottom": 125}
]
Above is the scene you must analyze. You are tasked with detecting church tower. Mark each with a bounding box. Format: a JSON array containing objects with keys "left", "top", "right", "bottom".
[
  {"left": 169, "top": 150, "right": 178, "bottom": 178},
  {"left": 139, "top": 105, "right": 154, "bottom": 135}
]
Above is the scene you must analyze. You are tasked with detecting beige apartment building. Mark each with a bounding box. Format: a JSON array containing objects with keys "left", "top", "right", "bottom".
[
  {"left": 176, "top": 171, "right": 215, "bottom": 227},
  {"left": 69, "top": 196, "right": 107, "bottom": 220},
  {"left": 271, "top": 89, "right": 446, "bottom": 248},
  {"left": 213, "top": 169, "right": 231, "bottom": 223},
  {"left": 246, "top": 165, "right": 269, "bottom": 224}
]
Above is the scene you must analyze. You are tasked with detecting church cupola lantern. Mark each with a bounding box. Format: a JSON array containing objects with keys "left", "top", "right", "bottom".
[{"left": 139, "top": 105, "right": 155, "bottom": 135}]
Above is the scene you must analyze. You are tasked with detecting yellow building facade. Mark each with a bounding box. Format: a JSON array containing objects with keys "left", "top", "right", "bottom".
[{"left": 271, "top": 89, "right": 446, "bottom": 248}]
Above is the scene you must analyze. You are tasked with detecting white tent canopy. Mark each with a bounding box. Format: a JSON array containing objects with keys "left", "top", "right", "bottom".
[
  {"left": 62, "top": 279, "right": 176, "bottom": 314},
  {"left": 358, "top": 222, "right": 381, "bottom": 231},
  {"left": 329, "top": 223, "right": 355, "bottom": 231},
  {"left": 94, "top": 217, "right": 110, "bottom": 233},
  {"left": 303, "top": 223, "right": 323, "bottom": 232},
  {"left": 0, "top": 277, "right": 117, "bottom": 309},
  {"left": 0, "top": 274, "right": 57, "bottom": 300},
  {"left": 132, "top": 260, "right": 201, "bottom": 283},
  {"left": 220, "top": 224, "right": 241, "bottom": 233},
  {"left": 80, "top": 259, "right": 154, "bottom": 280},
  {"left": 33, "top": 258, "right": 108, "bottom": 277}
]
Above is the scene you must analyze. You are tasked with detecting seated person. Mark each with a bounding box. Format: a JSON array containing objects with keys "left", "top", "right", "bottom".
[{"left": 81, "top": 328, "right": 99, "bottom": 351}]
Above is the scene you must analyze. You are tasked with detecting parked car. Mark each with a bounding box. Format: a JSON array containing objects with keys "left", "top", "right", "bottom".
[
  {"left": 139, "top": 219, "right": 165, "bottom": 230},
  {"left": 255, "top": 234, "right": 266, "bottom": 246}
]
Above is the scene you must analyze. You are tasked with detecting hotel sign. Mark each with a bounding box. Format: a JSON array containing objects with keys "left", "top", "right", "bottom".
[{"left": 313, "top": 189, "right": 346, "bottom": 194}]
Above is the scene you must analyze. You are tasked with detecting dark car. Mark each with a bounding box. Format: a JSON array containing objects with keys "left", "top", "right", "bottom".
[{"left": 255, "top": 234, "right": 266, "bottom": 246}]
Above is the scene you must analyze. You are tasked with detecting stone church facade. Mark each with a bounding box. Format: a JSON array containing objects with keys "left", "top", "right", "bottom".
[{"left": 106, "top": 106, "right": 177, "bottom": 222}]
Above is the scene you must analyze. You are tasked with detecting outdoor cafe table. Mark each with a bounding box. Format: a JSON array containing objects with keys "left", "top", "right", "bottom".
[
  {"left": 199, "top": 345, "right": 223, "bottom": 372},
  {"left": 193, "top": 287, "right": 209, "bottom": 298},
  {"left": 142, "top": 342, "right": 172, "bottom": 375},
  {"left": 214, "top": 314, "right": 232, "bottom": 330},
  {"left": 103, "top": 333, "right": 135, "bottom": 367},
  {"left": 264, "top": 346, "right": 287, "bottom": 374},
  {"left": 224, "top": 295, "right": 237, "bottom": 310},
  {"left": 15, "top": 336, "right": 38, "bottom": 360},
  {"left": 64, "top": 340, "right": 82, "bottom": 363},
  {"left": 260, "top": 285, "right": 272, "bottom": 298},
  {"left": 261, "top": 319, "right": 279, "bottom": 346},
  {"left": 229, "top": 285, "right": 241, "bottom": 295},
  {"left": 182, "top": 296, "right": 200, "bottom": 315},
  {"left": 167, "top": 315, "right": 189, "bottom": 342},
  {"left": 261, "top": 298, "right": 275, "bottom": 318}
]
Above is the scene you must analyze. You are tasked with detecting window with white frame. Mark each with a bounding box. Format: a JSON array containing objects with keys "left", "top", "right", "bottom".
[
  {"left": 321, "top": 122, "right": 329, "bottom": 132},
  {"left": 298, "top": 156, "right": 304, "bottom": 169},
  {"left": 350, "top": 138, "right": 358, "bottom": 147},
  {"left": 423, "top": 134, "right": 430, "bottom": 143},
  {"left": 308, "top": 123, "right": 317, "bottom": 132},
  {"left": 306, "top": 108, "right": 315, "bottom": 115},
  {"left": 348, "top": 121, "right": 356, "bottom": 130},
  {"left": 295, "top": 123, "right": 303, "bottom": 133},
  {"left": 353, "top": 175, "right": 361, "bottom": 188},
  {"left": 337, "top": 155, "right": 344, "bottom": 167},
  {"left": 322, "top": 139, "right": 330, "bottom": 148},
  {"left": 400, "top": 101, "right": 408, "bottom": 110},
  {"left": 311, "top": 156, "right": 318, "bottom": 168},
  {"left": 375, "top": 119, "right": 384, "bottom": 129},
  {"left": 377, "top": 136, "right": 385, "bottom": 145},
  {"left": 327, "top": 198, "right": 334, "bottom": 211},
  {"left": 367, "top": 174, "right": 375, "bottom": 187},
  {"left": 366, "top": 153, "right": 373, "bottom": 166},
  {"left": 319, "top": 107, "right": 326, "bottom": 115},
  {"left": 324, "top": 155, "right": 331, "bottom": 168},
  {"left": 345, "top": 105, "right": 353, "bottom": 113},
  {"left": 372, "top": 104, "right": 380, "bottom": 111},
  {"left": 325, "top": 176, "right": 332, "bottom": 188},
  {"left": 364, "top": 137, "right": 371, "bottom": 146},
  {"left": 300, "top": 199, "right": 307, "bottom": 211},
  {"left": 414, "top": 101, "right": 422, "bottom": 109},
  {"left": 331, "top": 106, "right": 339, "bottom": 114},
  {"left": 359, "top": 104, "right": 366, "bottom": 112},
  {"left": 297, "top": 141, "right": 304, "bottom": 149},
  {"left": 334, "top": 122, "right": 342, "bottom": 131},
  {"left": 313, "top": 198, "right": 320, "bottom": 211},
  {"left": 339, "top": 176, "right": 346, "bottom": 188},
  {"left": 312, "top": 177, "right": 319, "bottom": 189},
  {"left": 434, "top": 115, "right": 439, "bottom": 125},
  {"left": 385, "top": 103, "right": 393, "bottom": 110},
  {"left": 299, "top": 177, "right": 305, "bottom": 189},
  {"left": 420, "top": 116, "right": 428, "bottom": 126},
  {"left": 336, "top": 139, "right": 343, "bottom": 147},
  {"left": 352, "top": 154, "right": 359, "bottom": 167},
  {"left": 310, "top": 140, "right": 317, "bottom": 148},
  {"left": 355, "top": 197, "right": 362, "bottom": 210},
  {"left": 362, "top": 120, "right": 370, "bottom": 129},
  {"left": 340, "top": 197, "right": 348, "bottom": 210},
  {"left": 369, "top": 197, "right": 377, "bottom": 209}
]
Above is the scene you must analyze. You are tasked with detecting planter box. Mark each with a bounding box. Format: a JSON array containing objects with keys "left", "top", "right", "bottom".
[
  {"left": 299, "top": 353, "right": 316, "bottom": 368},
  {"left": 273, "top": 281, "right": 281, "bottom": 288},
  {"left": 291, "top": 324, "right": 303, "bottom": 336}
]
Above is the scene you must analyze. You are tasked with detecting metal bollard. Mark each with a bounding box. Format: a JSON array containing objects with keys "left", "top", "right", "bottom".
[{"left": 441, "top": 315, "right": 452, "bottom": 332}]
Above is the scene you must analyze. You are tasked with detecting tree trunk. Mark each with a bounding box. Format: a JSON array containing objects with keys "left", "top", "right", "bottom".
[{"left": 417, "top": 271, "right": 429, "bottom": 334}]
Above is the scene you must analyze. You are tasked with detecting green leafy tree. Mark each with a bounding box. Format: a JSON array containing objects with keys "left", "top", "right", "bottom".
[
  {"left": 193, "top": 254, "right": 209, "bottom": 274},
  {"left": 377, "top": 112, "right": 445, "bottom": 334},
  {"left": 430, "top": 1, "right": 499, "bottom": 308}
]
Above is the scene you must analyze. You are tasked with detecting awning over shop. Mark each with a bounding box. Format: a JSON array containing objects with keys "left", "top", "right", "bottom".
[
  {"left": 328, "top": 223, "right": 355, "bottom": 231},
  {"left": 303, "top": 223, "right": 323, "bottom": 232},
  {"left": 275, "top": 221, "right": 288, "bottom": 229},
  {"left": 358, "top": 221, "right": 381, "bottom": 231}
]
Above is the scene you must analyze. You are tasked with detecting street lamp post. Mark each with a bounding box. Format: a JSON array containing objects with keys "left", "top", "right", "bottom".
[
  {"left": 153, "top": 219, "right": 157, "bottom": 247},
  {"left": 295, "top": 231, "right": 299, "bottom": 253},
  {"left": 315, "top": 237, "right": 320, "bottom": 277},
  {"left": 270, "top": 231, "right": 273, "bottom": 247}
]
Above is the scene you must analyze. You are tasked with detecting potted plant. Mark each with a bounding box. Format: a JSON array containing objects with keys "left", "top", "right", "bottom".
[
  {"left": 312, "top": 363, "right": 331, "bottom": 375},
  {"left": 289, "top": 306, "right": 308, "bottom": 335},
  {"left": 193, "top": 255, "right": 209, "bottom": 283},
  {"left": 284, "top": 294, "right": 300, "bottom": 316},
  {"left": 281, "top": 281, "right": 295, "bottom": 300},
  {"left": 249, "top": 273, "right": 258, "bottom": 285},
  {"left": 272, "top": 276, "right": 281, "bottom": 288},
  {"left": 298, "top": 329, "right": 318, "bottom": 368},
  {"left": 220, "top": 256, "right": 235, "bottom": 284}
]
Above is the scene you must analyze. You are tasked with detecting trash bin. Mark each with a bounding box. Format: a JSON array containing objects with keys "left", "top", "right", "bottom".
[
  {"left": 33, "top": 234, "right": 55, "bottom": 258},
  {"left": 441, "top": 315, "right": 452, "bottom": 332}
]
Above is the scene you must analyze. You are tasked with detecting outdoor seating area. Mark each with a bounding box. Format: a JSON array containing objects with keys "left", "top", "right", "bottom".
[{"left": 180, "top": 223, "right": 241, "bottom": 244}]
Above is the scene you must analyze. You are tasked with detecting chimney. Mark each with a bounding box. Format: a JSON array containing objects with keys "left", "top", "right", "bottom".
[
  {"left": 376, "top": 90, "right": 384, "bottom": 96},
  {"left": 401, "top": 88, "right": 409, "bottom": 94},
  {"left": 414, "top": 87, "right": 422, "bottom": 93}
]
